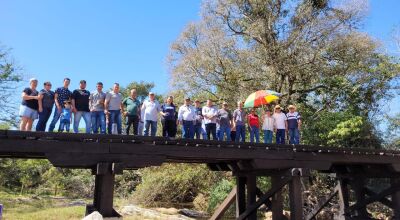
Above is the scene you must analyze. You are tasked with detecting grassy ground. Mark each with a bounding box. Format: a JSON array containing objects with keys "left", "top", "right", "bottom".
[{"left": 0, "top": 190, "right": 87, "bottom": 220}]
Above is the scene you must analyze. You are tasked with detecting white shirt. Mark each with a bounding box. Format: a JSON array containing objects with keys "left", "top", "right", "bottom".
[
  {"left": 273, "top": 112, "right": 287, "bottom": 129},
  {"left": 141, "top": 99, "right": 161, "bottom": 122},
  {"left": 262, "top": 116, "right": 275, "bottom": 131},
  {"left": 178, "top": 105, "right": 196, "bottom": 121},
  {"left": 202, "top": 105, "right": 218, "bottom": 124}
]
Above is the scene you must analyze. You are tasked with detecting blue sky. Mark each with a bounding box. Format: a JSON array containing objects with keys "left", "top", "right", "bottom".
[{"left": 1, "top": 0, "right": 399, "bottom": 116}]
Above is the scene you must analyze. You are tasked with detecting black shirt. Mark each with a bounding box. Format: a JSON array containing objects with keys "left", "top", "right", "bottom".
[
  {"left": 39, "top": 89, "right": 55, "bottom": 109},
  {"left": 72, "top": 89, "right": 90, "bottom": 112},
  {"left": 21, "top": 88, "right": 39, "bottom": 110}
]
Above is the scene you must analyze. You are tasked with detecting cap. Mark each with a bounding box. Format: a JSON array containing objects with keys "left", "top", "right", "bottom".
[{"left": 149, "top": 92, "right": 155, "bottom": 95}]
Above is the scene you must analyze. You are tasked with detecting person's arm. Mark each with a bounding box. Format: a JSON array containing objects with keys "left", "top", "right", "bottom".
[
  {"left": 177, "top": 106, "right": 183, "bottom": 124},
  {"left": 202, "top": 107, "right": 208, "bottom": 119},
  {"left": 104, "top": 94, "right": 110, "bottom": 114},
  {"left": 37, "top": 93, "right": 44, "bottom": 112},
  {"left": 54, "top": 92, "right": 62, "bottom": 113},
  {"left": 71, "top": 91, "right": 77, "bottom": 113}
]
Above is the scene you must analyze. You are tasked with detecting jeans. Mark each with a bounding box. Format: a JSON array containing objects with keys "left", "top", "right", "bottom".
[
  {"left": 138, "top": 121, "right": 144, "bottom": 136},
  {"left": 218, "top": 125, "right": 231, "bottom": 141},
  {"left": 107, "top": 110, "right": 122, "bottom": 134},
  {"left": 58, "top": 119, "right": 70, "bottom": 132},
  {"left": 144, "top": 120, "right": 157, "bottom": 136},
  {"left": 288, "top": 128, "right": 300, "bottom": 145},
  {"left": 205, "top": 123, "right": 217, "bottom": 140},
  {"left": 91, "top": 111, "right": 106, "bottom": 134},
  {"left": 235, "top": 124, "right": 246, "bottom": 142},
  {"left": 276, "top": 129, "right": 286, "bottom": 144},
  {"left": 48, "top": 107, "right": 62, "bottom": 132},
  {"left": 36, "top": 107, "right": 53, "bottom": 131},
  {"left": 249, "top": 126, "right": 260, "bottom": 143},
  {"left": 263, "top": 130, "right": 273, "bottom": 144},
  {"left": 73, "top": 111, "right": 91, "bottom": 133},
  {"left": 182, "top": 120, "right": 194, "bottom": 139},
  {"left": 126, "top": 115, "right": 139, "bottom": 135},
  {"left": 194, "top": 123, "right": 202, "bottom": 139},
  {"left": 162, "top": 119, "right": 177, "bottom": 138}
]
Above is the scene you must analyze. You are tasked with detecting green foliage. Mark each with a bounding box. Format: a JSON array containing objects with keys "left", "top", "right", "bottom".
[
  {"left": 133, "top": 164, "right": 223, "bottom": 207},
  {"left": 207, "top": 178, "right": 234, "bottom": 213}
]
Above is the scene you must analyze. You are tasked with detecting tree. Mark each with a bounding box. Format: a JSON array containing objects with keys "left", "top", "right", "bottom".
[
  {"left": 168, "top": 0, "right": 400, "bottom": 148},
  {"left": 0, "top": 45, "right": 23, "bottom": 126}
]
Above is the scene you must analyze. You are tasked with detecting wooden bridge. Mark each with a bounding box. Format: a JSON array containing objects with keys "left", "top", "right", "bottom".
[{"left": 1, "top": 130, "right": 400, "bottom": 220}]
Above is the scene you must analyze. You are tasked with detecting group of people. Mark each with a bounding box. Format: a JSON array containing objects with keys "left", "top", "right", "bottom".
[{"left": 19, "top": 78, "right": 302, "bottom": 145}]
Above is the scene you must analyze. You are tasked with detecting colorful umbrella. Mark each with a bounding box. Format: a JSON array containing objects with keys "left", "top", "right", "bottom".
[{"left": 244, "top": 90, "right": 281, "bottom": 108}]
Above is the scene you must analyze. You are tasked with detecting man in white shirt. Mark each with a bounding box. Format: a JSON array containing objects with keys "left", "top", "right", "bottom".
[
  {"left": 178, "top": 97, "right": 196, "bottom": 139},
  {"left": 272, "top": 105, "right": 288, "bottom": 144},
  {"left": 202, "top": 99, "right": 218, "bottom": 140},
  {"left": 141, "top": 92, "right": 163, "bottom": 136}
]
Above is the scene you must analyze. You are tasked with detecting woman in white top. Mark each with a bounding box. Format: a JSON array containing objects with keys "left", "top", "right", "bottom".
[{"left": 262, "top": 108, "right": 275, "bottom": 144}]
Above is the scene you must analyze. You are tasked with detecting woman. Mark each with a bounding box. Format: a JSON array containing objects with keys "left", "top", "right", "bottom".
[
  {"left": 247, "top": 108, "right": 260, "bottom": 143},
  {"left": 36, "top": 81, "right": 55, "bottom": 131},
  {"left": 262, "top": 109, "right": 274, "bottom": 144},
  {"left": 19, "top": 78, "right": 39, "bottom": 131},
  {"left": 161, "top": 96, "right": 177, "bottom": 138}
]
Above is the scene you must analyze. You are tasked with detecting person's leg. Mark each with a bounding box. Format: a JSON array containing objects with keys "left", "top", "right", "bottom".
[
  {"left": 211, "top": 123, "right": 217, "bottom": 140},
  {"left": 294, "top": 128, "right": 300, "bottom": 145},
  {"left": 255, "top": 127, "right": 260, "bottom": 143},
  {"left": 49, "top": 107, "right": 61, "bottom": 132},
  {"left": 218, "top": 125, "right": 224, "bottom": 141},
  {"left": 263, "top": 130, "right": 268, "bottom": 143},
  {"left": 205, "top": 124, "right": 211, "bottom": 140},
  {"left": 20, "top": 116, "right": 28, "bottom": 131},
  {"left": 26, "top": 118, "right": 33, "bottom": 131},
  {"left": 230, "top": 130, "right": 236, "bottom": 142},
  {"left": 36, "top": 110, "right": 46, "bottom": 131},
  {"left": 83, "top": 112, "right": 92, "bottom": 134},
  {"left": 166, "top": 120, "right": 173, "bottom": 137},
  {"left": 126, "top": 115, "right": 132, "bottom": 135},
  {"left": 73, "top": 111, "right": 83, "bottom": 133},
  {"left": 66, "top": 122, "right": 70, "bottom": 132},
  {"left": 241, "top": 125, "right": 246, "bottom": 142},
  {"left": 161, "top": 119, "right": 167, "bottom": 137},
  {"left": 58, "top": 120, "right": 64, "bottom": 132},
  {"left": 138, "top": 122, "right": 144, "bottom": 136},
  {"left": 132, "top": 115, "right": 139, "bottom": 135},
  {"left": 150, "top": 121, "right": 157, "bottom": 136},
  {"left": 188, "top": 122, "right": 194, "bottom": 139},
  {"left": 98, "top": 111, "right": 106, "bottom": 134},
  {"left": 267, "top": 130, "right": 273, "bottom": 144},
  {"left": 224, "top": 126, "right": 231, "bottom": 141},
  {"left": 91, "top": 112, "right": 98, "bottom": 133},
  {"left": 171, "top": 120, "right": 178, "bottom": 138},
  {"left": 249, "top": 126, "right": 254, "bottom": 143},
  {"left": 116, "top": 111, "right": 122, "bottom": 134},
  {"left": 194, "top": 124, "right": 200, "bottom": 139},
  {"left": 235, "top": 125, "right": 241, "bottom": 142},
  {"left": 107, "top": 111, "right": 115, "bottom": 134},
  {"left": 40, "top": 107, "right": 52, "bottom": 131}
]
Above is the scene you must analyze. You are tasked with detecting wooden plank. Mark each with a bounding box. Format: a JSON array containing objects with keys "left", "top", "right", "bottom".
[
  {"left": 337, "top": 180, "right": 350, "bottom": 219},
  {"left": 391, "top": 178, "right": 400, "bottom": 219},
  {"left": 271, "top": 176, "right": 284, "bottom": 220},
  {"left": 246, "top": 175, "right": 257, "bottom": 220},
  {"left": 209, "top": 186, "right": 236, "bottom": 220},
  {"left": 306, "top": 184, "right": 339, "bottom": 220},
  {"left": 238, "top": 177, "right": 291, "bottom": 220}
]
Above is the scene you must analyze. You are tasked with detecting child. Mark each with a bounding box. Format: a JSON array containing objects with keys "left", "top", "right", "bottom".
[
  {"left": 273, "top": 105, "right": 287, "bottom": 144},
  {"left": 247, "top": 108, "right": 260, "bottom": 143},
  {"left": 286, "top": 105, "right": 301, "bottom": 144},
  {"left": 58, "top": 101, "right": 72, "bottom": 132},
  {"left": 262, "top": 109, "right": 275, "bottom": 144}
]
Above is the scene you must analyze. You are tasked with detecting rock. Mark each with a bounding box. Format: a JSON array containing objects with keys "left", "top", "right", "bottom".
[
  {"left": 154, "top": 207, "right": 180, "bottom": 215},
  {"left": 82, "top": 211, "right": 103, "bottom": 220},
  {"left": 178, "top": 209, "right": 207, "bottom": 218},
  {"left": 69, "top": 200, "right": 86, "bottom": 207}
]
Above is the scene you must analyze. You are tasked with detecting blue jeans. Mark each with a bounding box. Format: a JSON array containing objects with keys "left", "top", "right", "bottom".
[
  {"left": 36, "top": 107, "right": 53, "bottom": 131},
  {"left": 144, "top": 120, "right": 157, "bottom": 136},
  {"left": 218, "top": 125, "right": 231, "bottom": 141},
  {"left": 288, "top": 128, "right": 300, "bottom": 145},
  {"left": 235, "top": 124, "right": 246, "bottom": 142},
  {"left": 182, "top": 120, "right": 194, "bottom": 139},
  {"left": 249, "top": 126, "right": 260, "bottom": 143},
  {"left": 194, "top": 123, "right": 202, "bottom": 139},
  {"left": 48, "top": 107, "right": 62, "bottom": 132},
  {"left": 276, "top": 129, "right": 286, "bottom": 144},
  {"left": 73, "top": 111, "right": 91, "bottom": 133},
  {"left": 263, "top": 130, "right": 273, "bottom": 144},
  {"left": 91, "top": 111, "right": 106, "bottom": 134},
  {"left": 107, "top": 110, "right": 122, "bottom": 134},
  {"left": 58, "top": 119, "right": 70, "bottom": 132}
]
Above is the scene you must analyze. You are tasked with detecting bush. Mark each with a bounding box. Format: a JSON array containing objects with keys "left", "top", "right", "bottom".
[{"left": 207, "top": 178, "right": 235, "bottom": 213}]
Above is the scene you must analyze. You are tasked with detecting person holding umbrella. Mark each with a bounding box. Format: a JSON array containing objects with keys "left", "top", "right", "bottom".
[{"left": 247, "top": 108, "right": 260, "bottom": 143}]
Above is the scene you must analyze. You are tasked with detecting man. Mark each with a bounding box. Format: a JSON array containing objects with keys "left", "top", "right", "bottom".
[
  {"left": 49, "top": 78, "right": 72, "bottom": 132},
  {"left": 178, "top": 97, "right": 196, "bottom": 139},
  {"left": 233, "top": 101, "right": 246, "bottom": 142},
  {"left": 89, "top": 82, "right": 106, "bottom": 134},
  {"left": 202, "top": 99, "right": 218, "bottom": 140},
  {"left": 122, "top": 89, "right": 141, "bottom": 135},
  {"left": 72, "top": 80, "right": 91, "bottom": 133},
  {"left": 161, "top": 96, "right": 177, "bottom": 138},
  {"left": 273, "top": 105, "right": 288, "bottom": 144},
  {"left": 286, "top": 105, "right": 301, "bottom": 144},
  {"left": 36, "top": 81, "right": 54, "bottom": 131},
  {"left": 194, "top": 100, "right": 205, "bottom": 140},
  {"left": 105, "top": 83, "right": 123, "bottom": 134},
  {"left": 141, "top": 92, "right": 162, "bottom": 136},
  {"left": 217, "top": 102, "right": 233, "bottom": 141}
]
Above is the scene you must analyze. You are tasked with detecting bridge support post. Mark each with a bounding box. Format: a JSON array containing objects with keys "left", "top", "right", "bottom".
[
  {"left": 271, "top": 176, "right": 284, "bottom": 220},
  {"left": 246, "top": 175, "right": 257, "bottom": 220},
  {"left": 391, "top": 178, "right": 400, "bottom": 220},
  {"left": 86, "top": 163, "right": 121, "bottom": 218},
  {"left": 289, "top": 171, "right": 303, "bottom": 220},
  {"left": 352, "top": 177, "right": 368, "bottom": 218},
  {"left": 236, "top": 176, "right": 247, "bottom": 218}
]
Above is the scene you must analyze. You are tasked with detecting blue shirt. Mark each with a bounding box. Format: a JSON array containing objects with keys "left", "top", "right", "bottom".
[
  {"left": 286, "top": 112, "right": 301, "bottom": 129},
  {"left": 161, "top": 103, "right": 176, "bottom": 121},
  {"left": 61, "top": 108, "right": 72, "bottom": 121},
  {"left": 55, "top": 87, "right": 72, "bottom": 107}
]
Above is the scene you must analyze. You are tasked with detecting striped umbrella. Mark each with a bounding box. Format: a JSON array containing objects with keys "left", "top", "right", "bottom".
[{"left": 244, "top": 90, "right": 281, "bottom": 108}]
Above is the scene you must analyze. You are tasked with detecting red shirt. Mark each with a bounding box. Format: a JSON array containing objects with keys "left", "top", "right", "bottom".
[{"left": 247, "top": 114, "right": 259, "bottom": 128}]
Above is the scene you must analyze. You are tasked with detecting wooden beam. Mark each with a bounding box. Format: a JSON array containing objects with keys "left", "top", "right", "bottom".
[
  {"left": 237, "top": 177, "right": 291, "bottom": 220},
  {"left": 236, "top": 176, "right": 246, "bottom": 218},
  {"left": 306, "top": 184, "right": 339, "bottom": 220},
  {"left": 338, "top": 179, "right": 350, "bottom": 219},
  {"left": 289, "top": 175, "right": 303, "bottom": 220},
  {"left": 271, "top": 176, "right": 284, "bottom": 220},
  {"left": 351, "top": 177, "right": 368, "bottom": 218},
  {"left": 210, "top": 186, "right": 237, "bottom": 220},
  {"left": 92, "top": 163, "right": 117, "bottom": 217},
  {"left": 246, "top": 175, "right": 257, "bottom": 220},
  {"left": 391, "top": 178, "right": 400, "bottom": 220}
]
